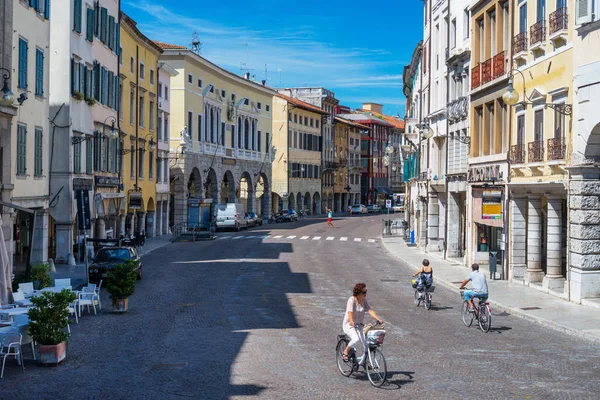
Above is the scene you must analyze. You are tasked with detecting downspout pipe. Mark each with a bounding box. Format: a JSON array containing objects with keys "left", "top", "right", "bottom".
[
  {"left": 444, "top": 0, "right": 451, "bottom": 259},
  {"left": 135, "top": 45, "right": 139, "bottom": 191}
]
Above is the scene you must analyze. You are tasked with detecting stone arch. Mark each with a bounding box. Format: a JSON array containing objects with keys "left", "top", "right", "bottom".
[
  {"left": 204, "top": 167, "right": 219, "bottom": 203},
  {"left": 288, "top": 193, "right": 295, "bottom": 212},
  {"left": 304, "top": 192, "right": 311, "bottom": 213},
  {"left": 584, "top": 123, "right": 600, "bottom": 160},
  {"left": 313, "top": 192, "right": 321, "bottom": 214},
  {"left": 145, "top": 197, "right": 156, "bottom": 237},
  {"left": 296, "top": 192, "right": 303, "bottom": 212},
  {"left": 188, "top": 167, "right": 203, "bottom": 199},
  {"left": 146, "top": 197, "right": 155, "bottom": 212},
  {"left": 240, "top": 171, "right": 254, "bottom": 213},
  {"left": 256, "top": 172, "right": 271, "bottom": 218},
  {"left": 170, "top": 166, "right": 185, "bottom": 227},
  {"left": 221, "top": 169, "right": 236, "bottom": 203}
]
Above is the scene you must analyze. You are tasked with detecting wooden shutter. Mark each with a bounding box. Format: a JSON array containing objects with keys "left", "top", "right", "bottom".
[
  {"left": 18, "top": 39, "right": 28, "bottom": 89},
  {"left": 79, "top": 63, "right": 86, "bottom": 97},
  {"left": 74, "top": 0, "right": 82, "bottom": 33},
  {"left": 108, "top": 16, "right": 115, "bottom": 51},
  {"left": 86, "top": 7, "right": 94, "bottom": 42},
  {"left": 576, "top": 0, "right": 593, "bottom": 24},
  {"left": 36, "top": 49, "right": 44, "bottom": 96},
  {"left": 114, "top": 75, "right": 119, "bottom": 112},
  {"left": 101, "top": 8, "right": 107, "bottom": 43}
]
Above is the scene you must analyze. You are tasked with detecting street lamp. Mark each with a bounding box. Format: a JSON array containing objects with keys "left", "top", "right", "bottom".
[
  {"left": 385, "top": 143, "right": 394, "bottom": 155},
  {"left": 71, "top": 117, "right": 118, "bottom": 145},
  {"left": 502, "top": 68, "right": 572, "bottom": 115},
  {"left": 143, "top": 134, "right": 156, "bottom": 151},
  {"left": 0, "top": 68, "right": 15, "bottom": 107}
]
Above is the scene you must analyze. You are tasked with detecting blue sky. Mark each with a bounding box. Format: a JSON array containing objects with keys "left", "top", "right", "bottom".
[{"left": 123, "top": 0, "right": 424, "bottom": 117}]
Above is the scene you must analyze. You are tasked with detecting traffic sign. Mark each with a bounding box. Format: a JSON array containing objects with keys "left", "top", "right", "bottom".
[{"left": 385, "top": 199, "right": 392, "bottom": 209}]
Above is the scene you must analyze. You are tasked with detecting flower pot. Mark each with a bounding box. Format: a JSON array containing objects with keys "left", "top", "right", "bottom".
[
  {"left": 39, "top": 342, "right": 67, "bottom": 366},
  {"left": 112, "top": 298, "right": 129, "bottom": 313}
]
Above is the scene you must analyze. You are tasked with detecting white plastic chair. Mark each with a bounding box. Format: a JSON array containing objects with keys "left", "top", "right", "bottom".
[
  {"left": 68, "top": 298, "right": 79, "bottom": 325},
  {"left": 0, "top": 332, "right": 24, "bottom": 378},
  {"left": 18, "top": 283, "right": 34, "bottom": 297},
  {"left": 11, "top": 315, "right": 35, "bottom": 361},
  {"left": 77, "top": 284, "right": 97, "bottom": 317},
  {"left": 54, "top": 278, "right": 71, "bottom": 288},
  {"left": 11, "top": 291, "right": 32, "bottom": 308},
  {"left": 93, "top": 280, "right": 102, "bottom": 311}
]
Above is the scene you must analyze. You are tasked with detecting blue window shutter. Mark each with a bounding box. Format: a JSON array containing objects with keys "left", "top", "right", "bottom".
[
  {"left": 116, "top": 24, "right": 120, "bottom": 55},
  {"left": 18, "top": 39, "right": 28, "bottom": 89},
  {"left": 74, "top": 0, "right": 82, "bottom": 33},
  {"left": 71, "top": 58, "right": 75, "bottom": 94},
  {"left": 108, "top": 16, "right": 115, "bottom": 51},
  {"left": 44, "top": 0, "right": 49, "bottom": 19},
  {"left": 86, "top": 8, "right": 94, "bottom": 42},
  {"left": 101, "top": 8, "right": 107, "bottom": 43},
  {"left": 114, "top": 75, "right": 119, "bottom": 111},
  {"left": 100, "top": 67, "right": 105, "bottom": 105},
  {"left": 35, "top": 49, "right": 44, "bottom": 96},
  {"left": 29, "top": 0, "right": 36, "bottom": 7}
]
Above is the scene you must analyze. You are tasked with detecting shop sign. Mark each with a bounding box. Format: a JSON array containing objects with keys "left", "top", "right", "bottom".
[
  {"left": 75, "top": 190, "right": 91, "bottom": 230},
  {"left": 482, "top": 190, "right": 502, "bottom": 220},
  {"left": 95, "top": 176, "right": 120, "bottom": 187},
  {"left": 73, "top": 178, "right": 93, "bottom": 191},
  {"left": 129, "top": 193, "right": 142, "bottom": 210},
  {"left": 468, "top": 165, "right": 503, "bottom": 183}
]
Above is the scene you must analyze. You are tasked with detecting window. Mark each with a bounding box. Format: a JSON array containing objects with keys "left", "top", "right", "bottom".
[
  {"left": 537, "top": 0, "right": 546, "bottom": 22},
  {"left": 164, "top": 115, "right": 169, "bottom": 141},
  {"left": 149, "top": 152, "right": 154, "bottom": 179},
  {"left": 188, "top": 74, "right": 192, "bottom": 84},
  {"left": 129, "top": 88, "right": 135, "bottom": 124},
  {"left": 489, "top": 10, "right": 496, "bottom": 55},
  {"left": 257, "top": 102, "right": 262, "bottom": 110},
  {"left": 554, "top": 107, "right": 565, "bottom": 139},
  {"left": 108, "top": 16, "right": 115, "bottom": 51},
  {"left": 74, "top": 140, "right": 81, "bottom": 173},
  {"left": 150, "top": 69, "right": 154, "bottom": 85},
  {"left": 576, "top": 0, "right": 595, "bottom": 24},
  {"left": 18, "top": 38, "right": 28, "bottom": 90},
  {"left": 138, "top": 148, "right": 144, "bottom": 178},
  {"left": 231, "top": 93, "right": 236, "bottom": 102},
  {"left": 221, "top": 89, "right": 226, "bottom": 98},
  {"left": 86, "top": 7, "right": 94, "bottom": 42},
  {"left": 451, "top": 19, "right": 457, "bottom": 49},
  {"left": 198, "top": 114, "right": 202, "bottom": 141},
  {"left": 517, "top": 113, "right": 525, "bottom": 144},
  {"left": 139, "top": 63, "right": 145, "bottom": 80},
  {"left": 534, "top": 109, "right": 544, "bottom": 142},
  {"left": 100, "top": 7, "right": 107, "bottom": 43},
  {"left": 17, "top": 125, "right": 27, "bottom": 176},
  {"left": 149, "top": 100, "right": 155, "bottom": 130},
  {"left": 139, "top": 95, "right": 145, "bottom": 127},
  {"left": 244, "top": 98, "right": 249, "bottom": 105},
  {"left": 310, "top": 118, "right": 313, "bottom": 127},
  {"left": 503, "top": 3, "right": 510, "bottom": 52},
  {"left": 464, "top": 8, "right": 470, "bottom": 39},
  {"left": 129, "top": 145, "right": 135, "bottom": 178},
  {"left": 188, "top": 111, "right": 193, "bottom": 136},
  {"left": 164, "top": 85, "right": 169, "bottom": 100},
  {"left": 130, "top": 57, "right": 134, "bottom": 73},
  {"left": 86, "top": 139, "right": 93, "bottom": 173},
  {"left": 74, "top": 0, "right": 82, "bottom": 33},
  {"left": 158, "top": 82, "right": 162, "bottom": 98},
  {"left": 315, "top": 119, "right": 319, "bottom": 128},
  {"left": 519, "top": 2, "right": 528, "bottom": 33},
  {"left": 266, "top": 104, "right": 270, "bottom": 112},
  {"left": 118, "top": 81, "right": 123, "bottom": 114},
  {"left": 157, "top": 114, "right": 162, "bottom": 140},
  {"left": 34, "top": 128, "right": 43, "bottom": 177},
  {"left": 304, "top": 116, "right": 308, "bottom": 125},
  {"left": 35, "top": 49, "right": 44, "bottom": 96},
  {"left": 107, "top": 137, "right": 112, "bottom": 172}
]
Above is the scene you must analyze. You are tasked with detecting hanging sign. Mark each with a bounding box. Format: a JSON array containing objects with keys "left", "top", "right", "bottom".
[{"left": 482, "top": 190, "right": 502, "bottom": 220}]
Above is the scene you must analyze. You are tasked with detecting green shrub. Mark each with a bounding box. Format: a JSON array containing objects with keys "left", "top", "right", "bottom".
[
  {"left": 31, "top": 263, "right": 53, "bottom": 289},
  {"left": 106, "top": 260, "right": 138, "bottom": 301},
  {"left": 11, "top": 271, "right": 28, "bottom": 292},
  {"left": 28, "top": 289, "right": 76, "bottom": 345}
]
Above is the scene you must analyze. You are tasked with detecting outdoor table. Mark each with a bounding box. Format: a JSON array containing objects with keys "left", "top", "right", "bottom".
[
  {"left": 15, "top": 299, "right": 33, "bottom": 307},
  {"left": 0, "top": 307, "right": 30, "bottom": 322}
]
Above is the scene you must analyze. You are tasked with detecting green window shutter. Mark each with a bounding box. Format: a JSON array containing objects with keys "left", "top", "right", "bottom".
[
  {"left": 18, "top": 39, "right": 28, "bottom": 89},
  {"left": 108, "top": 16, "right": 115, "bottom": 51},
  {"left": 79, "top": 63, "right": 86, "bottom": 97},
  {"left": 86, "top": 8, "right": 94, "bottom": 42},
  {"left": 93, "top": 62, "right": 100, "bottom": 101},
  {"left": 107, "top": 71, "right": 113, "bottom": 108},
  {"left": 35, "top": 49, "right": 44, "bottom": 96},
  {"left": 74, "top": 0, "right": 82, "bottom": 33},
  {"left": 86, "top": 139, "right": 93, "bottom": 173},
  {"left": 74, "top": 141, "right": 81, "bottom": 173},
  {"left": 44, "top": 0, "right": 49, "bottom": 19},
  {"left": 17, "top": 125, "right": 27, "bottom": 175},
  {"left": 116, "top": 24, "right": 120, "bottom": 55},
  {"left": 101, "top": 66, "right": 106, "bottom": 105},
  {"left": 34, "top": 128, "right": 43, "bottom": 176},
  {"left": 101, "top": 8, "right": 107, "bottom": 43},
  {"left": 114, "top": 75, "right": 119, "bottom": 112}
]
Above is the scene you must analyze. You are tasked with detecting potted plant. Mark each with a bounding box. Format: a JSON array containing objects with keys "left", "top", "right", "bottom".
[
  {"left": 31, "top": 262, "right": 53, "bottom": 290},
  {"left": 28, "top": 289, "right": 76, "bottom": 365},
  {"left": 106, "top": 260, "right": 138, "bottom": 313},
  {"left": 85, "top": 97, "right": 96, "bottom": 106},
  {"left": 72, "top": 91, "right": 83, "bottom": 101}
]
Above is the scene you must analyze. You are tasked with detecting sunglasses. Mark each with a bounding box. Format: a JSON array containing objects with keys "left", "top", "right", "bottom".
[{"left": 362, "top": 290, "right": 367, "bottom": 294}]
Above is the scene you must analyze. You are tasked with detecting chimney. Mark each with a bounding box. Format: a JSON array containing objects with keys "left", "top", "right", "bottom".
[
  {"left": 261, "top": 80, "right": 266, "bottom": 86},
  {"left": 362, "top": 102, "right": 383, "bottom": 114},
  {"left": 245, "top": 72, "right": 250, "bottom": 80}
]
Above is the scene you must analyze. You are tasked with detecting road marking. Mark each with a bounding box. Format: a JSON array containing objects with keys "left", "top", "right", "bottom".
[
  {"left": 273, "top": 235, "right": 283, "bottom": 239},
  {"left": 326, "top": 237, "right": 334, "bottom": 241},
  {"left": 368, "top": 239, "right": 376, "bottom": 243},
  {"left": 218, "top": 236, "right": 231, "bottom": 240},
  {"left": 340, "top": 237, "right": 348, "bottom": 241},
  {"left": 232, "top": 236, "right": 244, "bottom": 240},
  {"left": 261, "top": 235, "right": 270, "bottom": 239},
  {"left": 354, "top": 238, "right": 362, "bottom": 242},
  {"left": 312, "top": 236, "right": 321, "bottom": 240},
  {"left": 287, "top": 235, "right": 296, "bottom": 239},
  {"left": 300, "top": 236, "right": 309, "bottom": 240}
]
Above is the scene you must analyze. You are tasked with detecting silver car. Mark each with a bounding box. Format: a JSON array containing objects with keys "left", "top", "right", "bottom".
[{"left": 351, "top": 204, "right": 368, "bottom": 214}]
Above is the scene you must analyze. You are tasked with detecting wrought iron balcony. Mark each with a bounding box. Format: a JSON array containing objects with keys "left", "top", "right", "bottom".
[
  {"left": 510, "top": 144, "right": 526, "bottom": 164},
  {"left": 528, "top": 141, "right": 544, "bottom": 163},
  {"left": 513, "top": 32, "right": 528, "bottom": 55},
  {"left": 481, "top": 57, "right": 492, "bottom": 85},
  {"left": 447, "top": 96, "right": 469, "bottom": 122},
  {"left": 471, "top": 64, "right": 481, "bottom": 89},
  {"left": 419, "top": 171, "right": 428, "bottom": 181},
  {"left": 547, "top": 137, "right": 566, "bottom": 160},
  {"left": 492, "top": 51, "right": 505, "bottom": 79},
  {"left": 530, "top": 20, "right": 547, "bottom": 46},
  {"left": 550, "top": 7, "right": 568, "bottom": 36}
]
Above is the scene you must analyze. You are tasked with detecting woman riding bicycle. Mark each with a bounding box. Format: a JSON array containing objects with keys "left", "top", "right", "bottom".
[
  {"left": 342, "top": 283, "right": 383, "bottom": 362},
  {"left": 412, "top": 258, "right": 433, "bottom": 291}
]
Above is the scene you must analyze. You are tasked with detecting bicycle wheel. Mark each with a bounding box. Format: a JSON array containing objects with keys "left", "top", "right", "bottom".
[
  {"left": 414, "top": 290, "right": 421, "bottom": 307},
  {"left": 336, "top": 338, "right": 354, "bottom": 377},
  {"left": 425, "top": 293, "right": 432, "bottom": 310},
  {"left": 461, "top": 301, "right": 474, "bottom": 327},
  {"left": 366, "top": 347, "right": 387, "bottom": 387},
  {"left": 478, "top": 305, "right": 492, "bottom": 332}
]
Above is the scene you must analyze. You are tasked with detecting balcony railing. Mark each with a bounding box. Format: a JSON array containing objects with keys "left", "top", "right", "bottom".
[
  {"left": 510, "top": 144, "right": 526, "bottom": 164},
  {"left": 481, "top": 57, "right": 492, "bottom": 85},
  {"left": 471, "top": 64, "right": 481, "bottom": 89},
  {"left": 547, "top": 137, "right": 566, "bottom": 160},
  {"left": 513, "top": 32, "right": 528, "bottom": 54},
  {"left": 530, "top": 20, "right": 547, "bottom": 46},
  {"left": 492, "top": 51, "right": 505, "bottom": 79},
  {"left": 550, "top": 7, "right": 568, "bottom": 36},
  {"left": 528, "top": 141, "right": 544, "bottom": 163},
  {"left": 447, "top": 96, "right": 469, "bottom": 122},
  {"left": 419, "top": 171, "right": 428, "bottom": 181}
]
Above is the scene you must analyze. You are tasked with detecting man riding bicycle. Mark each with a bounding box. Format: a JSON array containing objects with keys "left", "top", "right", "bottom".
[{"left": 459, "top": 263, "right": 488, "bottom": 312}]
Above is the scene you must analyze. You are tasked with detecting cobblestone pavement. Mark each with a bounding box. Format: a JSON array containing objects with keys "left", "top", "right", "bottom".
[{"left": 3, "top": 215, "right": 600, "bottom": 399}]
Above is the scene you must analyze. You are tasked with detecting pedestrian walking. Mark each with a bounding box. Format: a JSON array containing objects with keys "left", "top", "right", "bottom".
[{"left": 327, "top": 208, "right": 334, "bottom": 228}]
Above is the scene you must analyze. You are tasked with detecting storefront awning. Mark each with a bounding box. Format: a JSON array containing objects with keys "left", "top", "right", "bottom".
[{"left": 375, "top": 187, "right": 392, "bottom": 195}]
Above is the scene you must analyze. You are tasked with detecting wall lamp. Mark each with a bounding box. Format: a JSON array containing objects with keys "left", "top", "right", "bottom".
[
  {"left": 0, "top": 68, "right": 15, "bottom": 106},
  {"left": 416, "top": 122, "right": 434, "bottom": 139},
  {"left": 143, "top": 134, "right": 157, "bottom": 152},
  {"left": 71, "top": 118, "right": 118, "bottom": 145},
  {"left": 452, "top": 135, "right": 471, "bottom": 145},
  {"left": 503, "top": 68, "right": 572, "bottom": 115}
]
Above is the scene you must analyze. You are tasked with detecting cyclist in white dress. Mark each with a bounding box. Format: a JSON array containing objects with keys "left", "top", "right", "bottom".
[{"left": 342, "top": 283, "right": 383, "bottom": 362}]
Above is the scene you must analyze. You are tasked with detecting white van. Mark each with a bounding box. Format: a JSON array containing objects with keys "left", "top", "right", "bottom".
[{"left": 214, "top": 203, "right": 247, "bottom": 231}]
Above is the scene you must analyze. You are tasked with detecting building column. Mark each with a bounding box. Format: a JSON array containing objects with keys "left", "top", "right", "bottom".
[
  {"left": 95, "top": 216, "right": 106, "bottom": 240},
  {"left": 54, "top": 223, "right": 73, "bottom": 264},
  {"left": 542, "top": 195, "right": 565, "bottom": 291},
  {"left": 426, "top": 191, "right": 439, "bottom": 252},
  {"left": 446, "top": 192, "right": 461, "bottom": 258},
  {"left": 127, "top": 213, "right": 135, "bottom": 236},
  {"left": 31, "top": 212, "right": 49, "bottom": 264},
  {"left": 510, "top": 196, "right": 527, "bottom": 281},
  {"left": 172, "top": 172, "right": 187, "bottom": 226},
  {"left": 525, "top": 196, "right": 544, "bottom": 284},
  {"left": 119, "top": 214, "right": 126, "bottom": 238},
  {"left": 137, "top": 212, "right": 146, "bottom": 235},
  {"left": 146, "top": 211, "right": 156, "bottom": 237}
]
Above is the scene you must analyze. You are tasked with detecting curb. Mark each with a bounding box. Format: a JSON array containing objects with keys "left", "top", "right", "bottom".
[{"left": 380, "top": 236, "right": 600, "bottom": 344}]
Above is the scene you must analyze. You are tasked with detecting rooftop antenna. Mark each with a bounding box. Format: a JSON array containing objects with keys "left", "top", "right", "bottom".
[{"left": 191, "top": 31, "right": 202, "bottom": 55}]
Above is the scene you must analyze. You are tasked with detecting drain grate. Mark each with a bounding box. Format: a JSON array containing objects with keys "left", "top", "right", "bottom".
[
  {"left": 380, "top": 279, "right": 399, "bottom": 282},
  {"left": 520, "top": 306, "right": 541, "bottom": 311}
]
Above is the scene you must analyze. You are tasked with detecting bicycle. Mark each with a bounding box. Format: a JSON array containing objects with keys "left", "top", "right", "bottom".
[
  {"left": 413, "top": 285, "right": 435, "bottom": 310},
  {"left": 460, "top": 290, "right": 492, "bottom": 332},
  {"left": 335, "top": 322, "right": 387, "bottom": 387}
]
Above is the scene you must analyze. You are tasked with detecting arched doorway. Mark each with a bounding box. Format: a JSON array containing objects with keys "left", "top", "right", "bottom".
[
  {"left": 188, "top": 168, "right": 202, "bottom": 199},
  {"left": 304, "top": 192, "right": 311, "bottom": 214},
  {"left": 313, "top": 192, "right": 321, "bottom": 214},
  {"left": 204, "top": 167, "right": 218, "bottom": 203},
  {"left": 240, "top": 171, "right": 254, "bottom": 213},
  {"left": 221, "top": 170, "right": 236, "bottom": 203},
  {"left": 256, "top": 173, "right": 271, "bottom": 218},
  {"left": 288, "top": 193, "right": 295, "bottom": 212},
  {"left": 169, "top": 166, "right": 185, "bottom": 227},
  {"left": 145, "top": 198, "right": 156, "bottom": 237}
]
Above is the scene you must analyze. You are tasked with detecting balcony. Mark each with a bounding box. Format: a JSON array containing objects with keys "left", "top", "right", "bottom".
[
  {"left": 447, "top": 96, "right": 469, "bottom": 122},
  {"left": 530, "top": 20, "right": 547, "bottom": 55},
  {"left": 512, "top": 32, "right": 528, "bottom": 63},
  {"left": 510, "top": 144, "right": 526, "bottom": 164},
  {"left": 492, "top": 51, "right": 505, "bottom": 79},
  {"left": 471, "top": 51, "right": 506, "bottom": 91},
  {"left": 471, "top": 64, "right": 481, "bottom": 89},
  {"left": 481, "top": 57, "right": 492, "bottom": 85},
  {"left": 547, "top": 137, "right": 566, "bottom": 161},
  {"left": 528, "top": 141, "right": 544, "bottom": 163},
  {"left": 549, "top": 7, "right": 568, "bottom": 44}
]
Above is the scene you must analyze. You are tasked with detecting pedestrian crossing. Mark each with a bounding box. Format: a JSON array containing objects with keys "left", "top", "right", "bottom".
[{"left": 215, "top": 234, "right": 378, "bottom": 244}]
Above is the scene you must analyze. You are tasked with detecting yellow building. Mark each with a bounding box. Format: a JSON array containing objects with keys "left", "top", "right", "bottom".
[
  {"left": 156, "top": 43, "right": 275, "bottom": 226},
  {"left": 505, "top": 0, "right": 573, "bottom": 294},
  {"left": 119, "top": 13, "right": 163, "bottom": 236},
  {"left": 333, "top": 117, "right": 367, "bottom": 211},
  {"left": 272, "top": 94, "right": 327, "bottom": 214}
]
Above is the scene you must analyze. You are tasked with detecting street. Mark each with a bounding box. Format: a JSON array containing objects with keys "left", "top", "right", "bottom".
[{"left": 3, "top": 215, "right": 600, "bottom": 400}]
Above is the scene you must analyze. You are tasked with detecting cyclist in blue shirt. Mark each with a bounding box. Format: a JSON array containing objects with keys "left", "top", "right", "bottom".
[{"left": 459, "top": 263, "right": 488, "bottom": 312}]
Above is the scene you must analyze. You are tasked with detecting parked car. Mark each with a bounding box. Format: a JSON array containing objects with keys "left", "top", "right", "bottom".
[
  {"left": 88, "top": 246, "right": 142, "bottom": 284},
  {"left": 367, "top": 204, "right": 381, "bottom": 213},
  {"left": 249, "top": 212, "right": 263, "bottom": 226},
  {"left": 245, "top": 213, "right": 257, "bottom": 227},
  {"left": 392, "top": 204, "right": 404, "bottom": 213},
  {"left": 351, "top": 204, "right": 368, "bottom": 214},
  {"left": 276, "top": 209, "right": 299, "bottom": 222},
  {"left": 214, "top": 203, "right": 247, "bottom": 231}
]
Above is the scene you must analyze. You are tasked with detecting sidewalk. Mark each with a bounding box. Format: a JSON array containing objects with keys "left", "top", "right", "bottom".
[
  {"left": 50, "top": 234, "right": 173, "bottom": 289},
  {"left": 381, "top": 235, "right": 600, "bottom": 343}
]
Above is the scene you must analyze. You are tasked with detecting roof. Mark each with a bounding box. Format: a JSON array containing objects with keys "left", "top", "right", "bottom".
[
  {"left": 365, "top": 112, "right": 405, "bottom": 130},
  {"left": 120, "top": 12, "right": 163, "bottom": 54},
  {"left": 334, "top": 116, "right": 371, "bottom": 130},
  {"left": 336, "top": 113, "right": 394, "bottom": 128},
  {"left": 153, "top": 41, "right": 187, "bottom": 50},
  {"left": 276, "top": 93, "right": 329, "bottom": 115}
]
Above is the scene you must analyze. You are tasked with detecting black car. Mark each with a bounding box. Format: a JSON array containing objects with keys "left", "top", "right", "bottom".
[
  {"left": 277, "top": 209, "right": 298, "bottom": 222},
  {"left": 88, "top": 246, "right": 142, "bottom": 284}
]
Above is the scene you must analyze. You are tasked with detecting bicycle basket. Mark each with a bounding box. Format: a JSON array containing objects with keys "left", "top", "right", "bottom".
[
  {"left": 411, "top": 279, "right": 417, "bottom": 288},
  {"left": 366, "top": 330, "right": 386, "bottom": 346}
]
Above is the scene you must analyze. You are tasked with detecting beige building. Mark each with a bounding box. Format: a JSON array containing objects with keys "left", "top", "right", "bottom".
[
  {"left": 272, "top": 93, "right": 327, "bottom": 214},
  {"left": 334, "top": 117, "right": 366, "bottom": 210}
]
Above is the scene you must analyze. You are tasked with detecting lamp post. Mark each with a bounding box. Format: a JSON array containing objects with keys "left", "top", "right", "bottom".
[
  {"left": 0, "top": 68, "right": 15, "bottom": 107},
  {"left": 70, "top": 116, "right": 118, "bottom": 145},
  {"left": 502, "top": 68, "right": 572, "bottom": 115}
]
